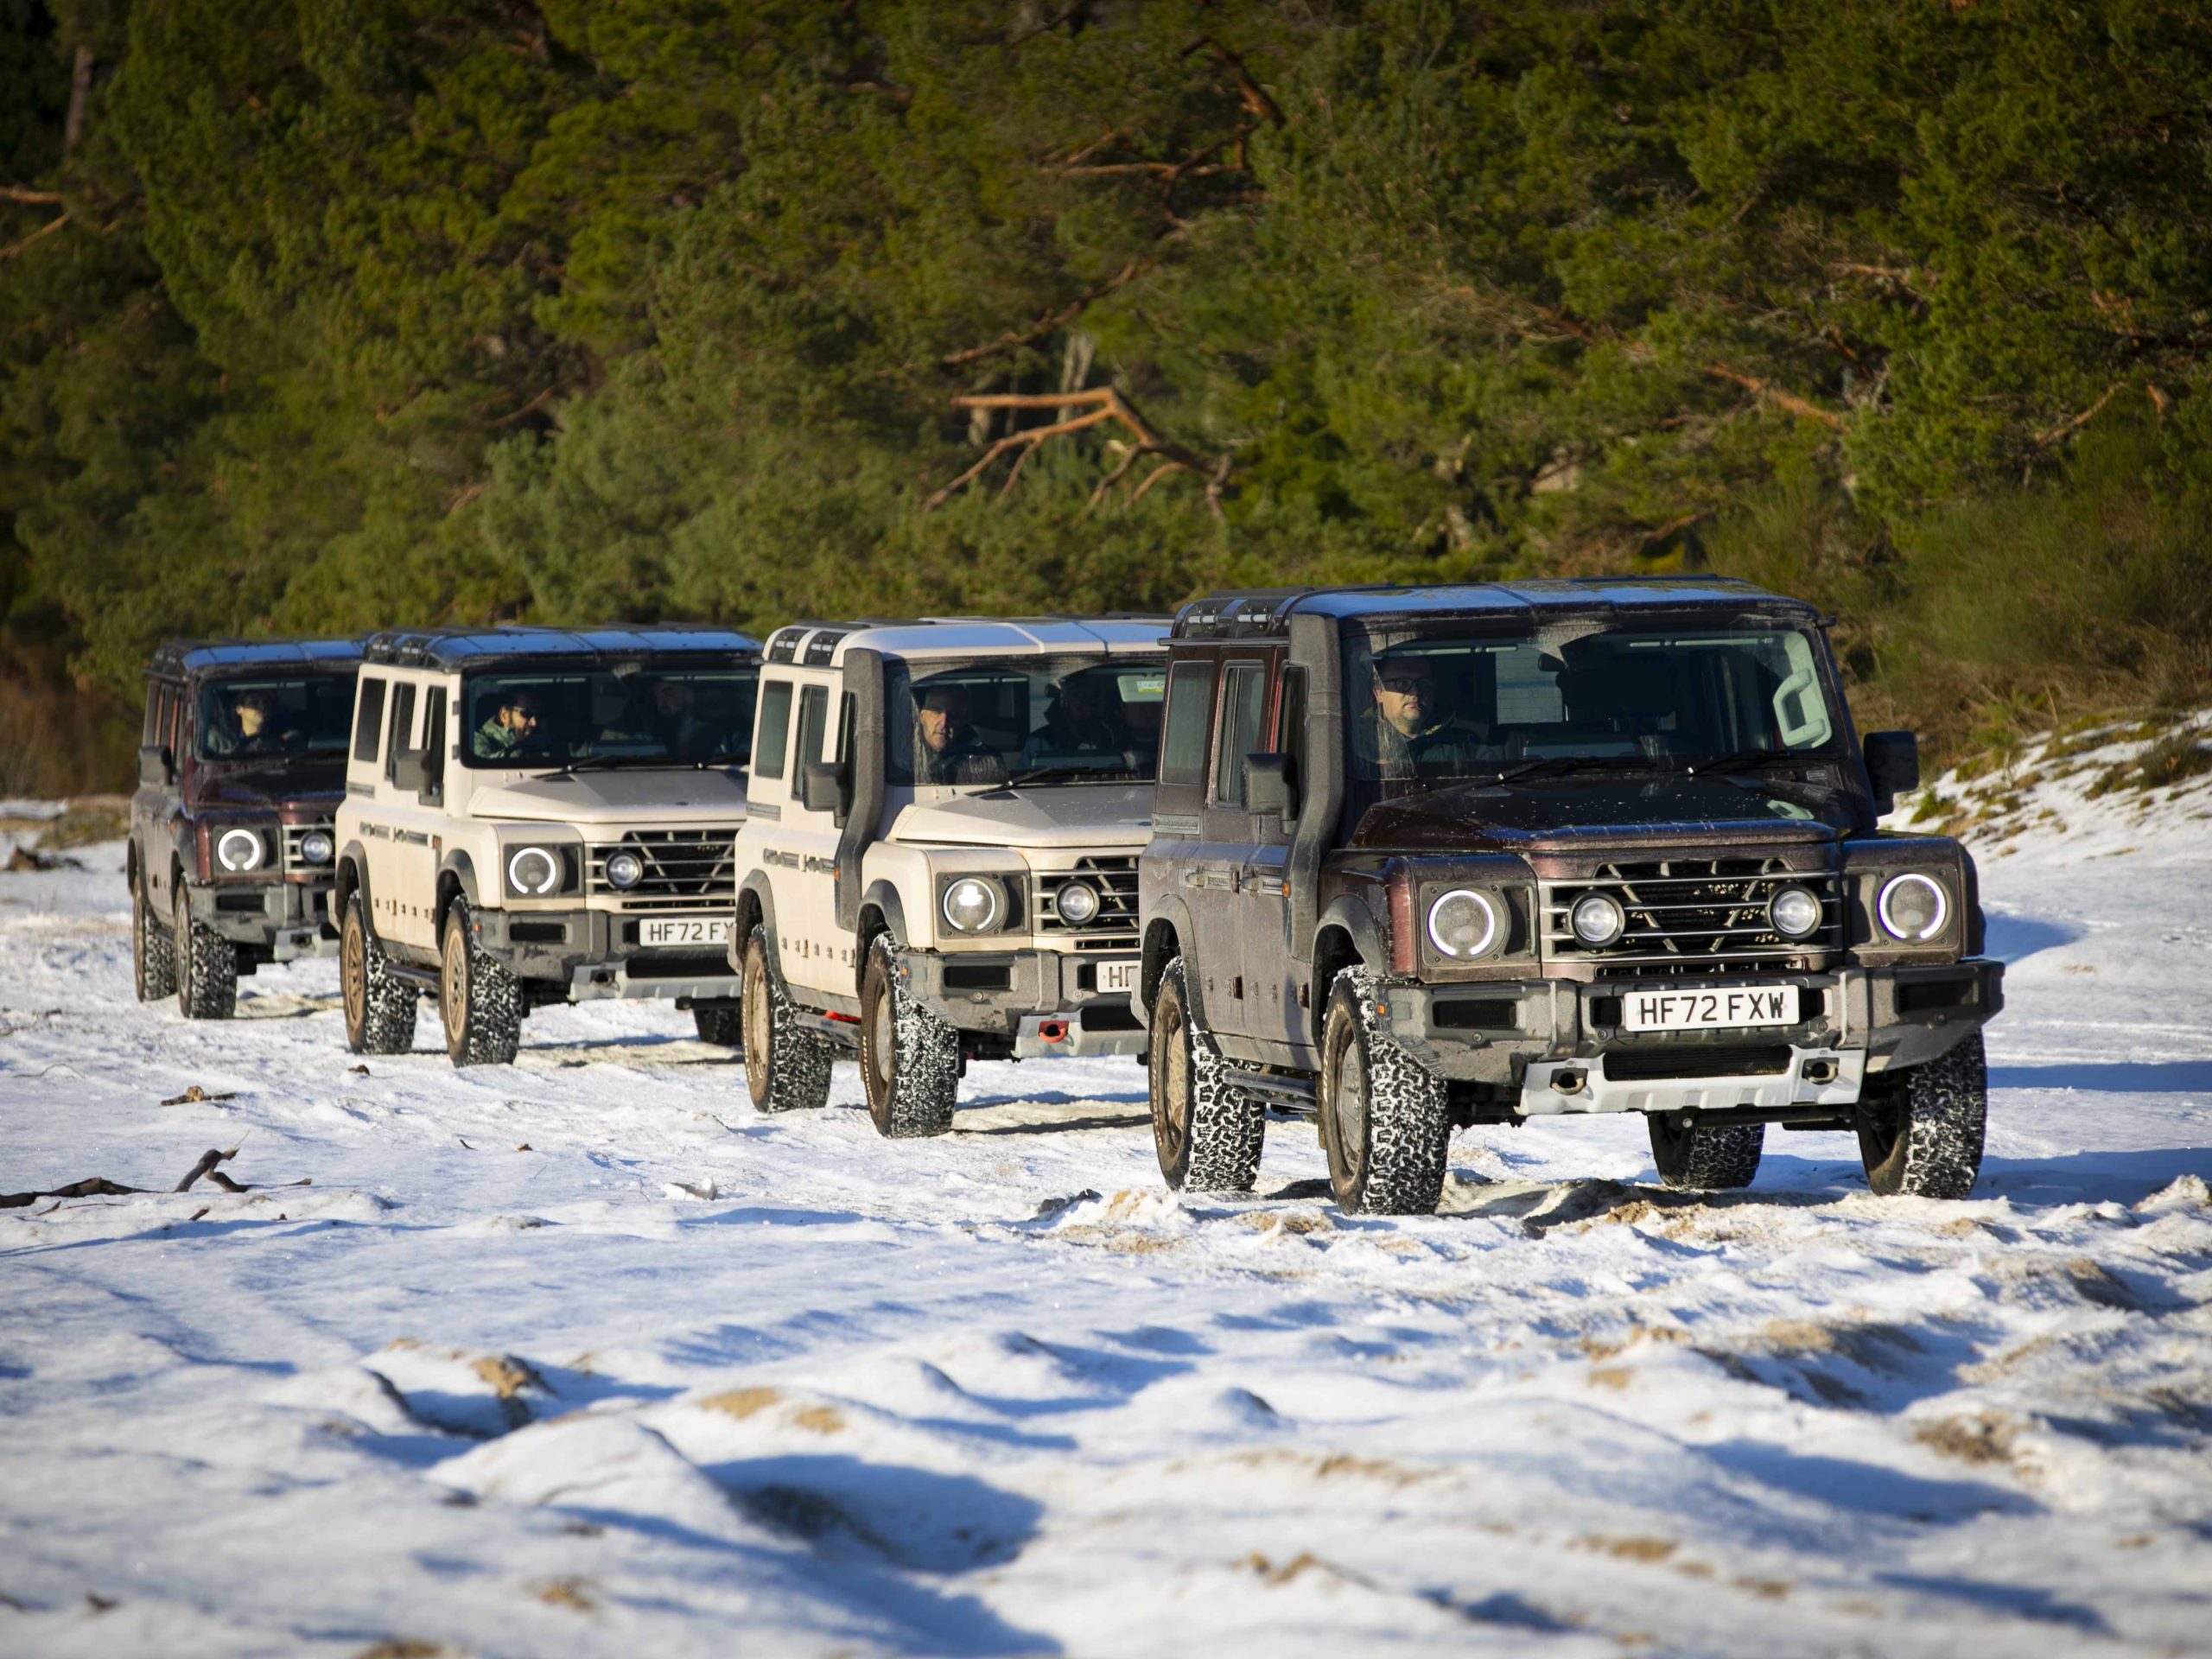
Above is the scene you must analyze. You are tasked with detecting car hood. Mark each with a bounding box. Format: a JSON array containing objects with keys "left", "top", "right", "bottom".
[
  {"left": 886, "top": 784, "right": 1154, "bottom": 850},
  {"left": 470, "top": 767, "right": 749, "bottom": 827},
  {"left": 192, "top": 760, "right": 347, "bottom": 810},
  {"left": 1347, "top": 774, "right": 1856, "bottom": 854}
]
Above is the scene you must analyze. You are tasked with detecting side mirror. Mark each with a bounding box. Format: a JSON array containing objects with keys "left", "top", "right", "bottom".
[
  {"left": 1243, "top": 753, "right": 1293, "bottom": 820},
  {"left": 391, "top": 751, "right": 431, "bottom": 796},
  {"left": 1863, "top": 730, "right": 1920, "bottom": 812},
  {"left": 137, "top": 744, "right": 173, "bottom": 786},
  {"left": 802, "top": 760, "right": 852, "bottom": 822}
]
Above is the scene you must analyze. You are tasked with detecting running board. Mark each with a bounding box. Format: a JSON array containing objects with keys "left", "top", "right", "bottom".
[
  {"left": 796, "top": 1009, "right": 861, "bottom": 1049},
  {"left": 1226, "top": 1066, "right": 1319, "bottom": 1116},
  {"left": 385, "top": 962, "right": 439, "bottom": 993}
]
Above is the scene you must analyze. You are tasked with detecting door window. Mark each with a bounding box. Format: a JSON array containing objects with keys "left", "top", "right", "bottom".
[
  {"left": 1159, "top": 660, "right": 1215, "bottom": 789},
  {"left": 753, "top": 679, "right": 794, "bottom": 783},
  {"left": 794, "top": 683, "right": 830, "bottom": 808},
  {"left": 353, "top": 677, "right": 387, "bottom": 765},
  {"left": 421, "top": 687, "right": 448, "bottom": 796},
  {"left": 1212, "top": 663, "right": 1268, "bottom": 806},
  {"left": 384, "top": 683, "right": 417, "bottom": 785},
  {"left": 1277, "top": 665, "right": 1308, "bottom": 822}
]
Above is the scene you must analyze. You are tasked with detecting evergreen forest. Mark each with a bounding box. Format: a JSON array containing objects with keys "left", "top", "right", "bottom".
[{"left": 3, "top": 0, "right": 2209, "bottom": 789}]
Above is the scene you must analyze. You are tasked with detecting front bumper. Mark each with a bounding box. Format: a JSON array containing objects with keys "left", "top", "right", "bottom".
[
  {"left": 471, "top": 906, "right": 742, "bottom": 1003},
  {"left": 185, "top": 880, "right": 337, "bottom": 960},
  {"left": 899, "top": 947, "right": 1145, "bottom": 1054},
  {"left": 1379, "top": 959, "right": 2003, "bottom": 1118}
]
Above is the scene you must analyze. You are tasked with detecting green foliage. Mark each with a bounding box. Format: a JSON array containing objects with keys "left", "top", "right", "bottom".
[{"left": 3, "top": 0, "right": 2209, "bottom": 784}]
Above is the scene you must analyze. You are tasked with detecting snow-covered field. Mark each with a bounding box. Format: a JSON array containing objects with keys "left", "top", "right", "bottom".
[{"left": 3, "top": 729, "right": 2209, "bottom": 1658}]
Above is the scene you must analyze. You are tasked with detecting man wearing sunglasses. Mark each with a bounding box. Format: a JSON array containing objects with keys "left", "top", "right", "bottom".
[{"left": 1368, "top": 649, "right": 1494, "bottom": 775}]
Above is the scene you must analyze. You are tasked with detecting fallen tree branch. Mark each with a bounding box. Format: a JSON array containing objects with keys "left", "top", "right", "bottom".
[{"left": 1, "top": 1147, "right": 309, "bottom": 1209}]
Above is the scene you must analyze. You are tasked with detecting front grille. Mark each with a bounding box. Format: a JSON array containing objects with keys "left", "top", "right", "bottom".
[
  {"left": 282, "top": 821, "right": 334, "bottom": 874},
  {"left": 587, "top": 828, "right": 739, "bottom": 911},
  {"left": 1542, "top": 856, "right": 1842, "bottom": 972},
  {"left": 1036, "top": 856, "right": 1140, "bottom": 950}
]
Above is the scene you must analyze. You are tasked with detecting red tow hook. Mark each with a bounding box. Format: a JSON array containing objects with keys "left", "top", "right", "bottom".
[{"left": 1038, "top": 1018, "right": 1070, "bottom": 1045}]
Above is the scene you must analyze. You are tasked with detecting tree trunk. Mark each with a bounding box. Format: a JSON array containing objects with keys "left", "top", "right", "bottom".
[{"left": 63, "top": 47, "right": 93, "bottom": 153}]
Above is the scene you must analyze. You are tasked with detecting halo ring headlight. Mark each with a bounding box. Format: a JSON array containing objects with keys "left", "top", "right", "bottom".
[
  {"left": 1569, "top": 891, "right": 1626, "bottom": 948},
  {"left": 942, "top": 876, "right": 1004, "bottom": 934},
  {"left": 507, "top": 846, "right": 562, "bottom": 898},
  {"left": 1055, "top": 880, "right": 1100, "bottom": 927},
  {"left": 298, "top": 830, "right": 334, "bottom": 867},
  {"left": 1877, "top": 872, "right": 1948, "bottom": 941},
  {"left": 604, "top": 849, "right": 645, "bottom": 891},
  {"left": 1427, "top": 888, "right": 1501, "bottom": 959},
  {"left": 1768, "top": 884, "right": 1824, "bottom": 941},
  {"left": 216, "top": 828, "right": 264, "bottom": 873}
]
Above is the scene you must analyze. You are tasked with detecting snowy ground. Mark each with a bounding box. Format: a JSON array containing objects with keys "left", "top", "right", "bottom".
[{"left": 3, "top": 731, "right": 2209, "bottom": 1658}]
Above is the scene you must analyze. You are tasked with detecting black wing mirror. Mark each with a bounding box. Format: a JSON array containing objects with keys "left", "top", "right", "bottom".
[
  {"left": 137, "top": 744, "right": 174, "bottom": 786},
  {"left": 1243, "top": 753, "right": 1294, "bottom": 821},
  {"left": 391, "top": 750, "right": 431, "bottom": 797},
  {"left": 1863, "top": 730, "right": 1920, "bottom": 813},
  {"left": 802, "top": 760, "right": 853, "bottom": 823}
]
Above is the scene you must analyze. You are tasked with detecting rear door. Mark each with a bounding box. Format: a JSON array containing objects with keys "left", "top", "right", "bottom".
[
  {"left": 1202, "top": 653, "right": 1273, "bottom": 1048},
  {"left": 1232, "top": 658, "right": 1306, "bottom": 1058},
  {"left": 767, "top": 676, "right": 847, "bottom": 1000}
]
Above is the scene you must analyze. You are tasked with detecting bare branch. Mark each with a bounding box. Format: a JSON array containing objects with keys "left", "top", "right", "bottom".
[
  {"left": 0, "top": 210, "right": 68, "bottom": 265},
  {"left": 0, "top": 185, "right": 64, "bottom": 205},
  {"left": 927, "top": 386, "right": 1224, "bottom": 512},
  {"left": 2033, "top": 380, "right": 2124, "bottom": 448},
  {"left": 940, "top": 258, "right": 1156, "bottom": 371}
]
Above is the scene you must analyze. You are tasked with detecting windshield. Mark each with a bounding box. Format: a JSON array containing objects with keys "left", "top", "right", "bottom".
[
  {"left": 461, "top": 664, "right": 760, "bottom": 768},
  {"left": 1344, "top": 621, "right": 1844, "bottom": 799},
  {"left": 194, "top": 673, "right": 356, "bottom": 762},
  {"left": 885, "top": 655, "right": 1167, "bottom": 786}
]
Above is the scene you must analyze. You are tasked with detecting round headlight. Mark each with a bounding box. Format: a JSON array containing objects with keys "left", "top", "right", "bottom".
[
  {"left": 605, "top": 849, "right": 645, "bottom": 891},
  {"left": 1768, "top": 884, "right": 1823, "bottom": 940},
  {"left": 298, "top": 830, "right": 334, "bottom": 867},
  {"left": 1569, "top": 891, "right": 1626, "bottom": 947},
  {"left": 1877, "top": 873, "right": 1948, "bottom": 942},
  {"left": 1055, "top": 880, "right": 1100, "bottom": 927},
  {"left": 942, "top": 876, "right": 1003, "bottom": 934},
  {"left": 216, "top": 828, "right": 264, "bottom": 873},
  {"left": 1427, "top": 888, "right": 1501, "bottom": 959},
  {"left": 507, "top": 846, "right": 562, "bottom": 898}
]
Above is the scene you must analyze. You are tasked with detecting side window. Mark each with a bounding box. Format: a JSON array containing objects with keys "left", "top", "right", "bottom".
[
  {"left": 421, "top": 687, "right": 448, "bottom": 793},
  {"left": 794, "top": 683, "right": 830, "bottom": 806},
  {"left": 1212, "top": 662, "right": 1268, "bottom": 807},
  {"left": 836, "top": 692, "right": 854, "bottom": 766},
  {"left": 384, "top": 682, "right": 417, "bottom": 784},
  {"left": 1277, "top": 665, "right": 1308, "bottom": 817},
  {"left": 753, "top": 679, "right": 794, "bottom": 783},
  {"left": 1159, "top": 659, "right": 1215, "bottom": 789},
  {"left": 353, "top": 677, "right": 388, "bottom": 765},
  {"left": 142, "top": 684, "right": 160, "bottom": 745}
]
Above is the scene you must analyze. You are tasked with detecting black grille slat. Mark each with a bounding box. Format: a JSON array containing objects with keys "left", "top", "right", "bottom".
[{"left": 588, "top": 828, "right": 741, "bottom": 911}]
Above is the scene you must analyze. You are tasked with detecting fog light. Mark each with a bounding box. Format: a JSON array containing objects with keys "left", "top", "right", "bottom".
[
  {"left": 297, "top": 830, "right": 334, "bottom": 866},
  {"left": 1055, "top": 880, "right": 1099, "bottom": 926},
  {"left": 1768, "top": 884, "right": 1823, "bottom": 940},
  {"left": 1569, "top": 893, "right": 1625, "bottom": 947},
  {"left": 605, "top": 849, "right": 645, "bottom": 891}
]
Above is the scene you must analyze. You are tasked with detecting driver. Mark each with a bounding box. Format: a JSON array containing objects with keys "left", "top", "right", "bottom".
[
  {"left": 912, "top": 684, "right": 1003, "bottom": 785},
  {"left": 1366, "top": 649, "right": 1494, "bottom": 774},
  {"left": 206, "top": 687, "right": 279, "bottom": 756},
  {"left": 475, "top": 689, "right": 543, "bottom": 761}
]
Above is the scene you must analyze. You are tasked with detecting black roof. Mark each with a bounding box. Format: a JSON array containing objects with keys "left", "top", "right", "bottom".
[
  {"left": 360, "top": 624, "right": 763, "bottom": 670},
  {"left": 148, "top": 637, "right": 365, "bottom": 679},
  {"left": 1169, "top": 578, "right": 1821, "bottom": 639}
]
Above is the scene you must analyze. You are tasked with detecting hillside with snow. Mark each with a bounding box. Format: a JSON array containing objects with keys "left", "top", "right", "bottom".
[{"left": 2, "top": 724, "right": 2209, "bottom": 1657}]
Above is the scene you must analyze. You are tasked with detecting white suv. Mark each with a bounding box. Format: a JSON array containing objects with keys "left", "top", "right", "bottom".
[
  {"left": 731, "top": 618, "right": 1166, "bottom": 1134},
  {"left": 334, "top": 626, "right": 760, "bottom": 1065}
]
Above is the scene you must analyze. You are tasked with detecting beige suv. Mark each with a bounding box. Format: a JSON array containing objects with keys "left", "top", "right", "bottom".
[{"left": 333, "top": 626, "right": 760, "bottom": 1065}]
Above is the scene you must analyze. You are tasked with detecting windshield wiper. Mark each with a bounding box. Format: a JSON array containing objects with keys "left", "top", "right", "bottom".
[
  {"left": 1675, "top": 748, "right": 1794, "bottom": 775},
  {"left": 995, "top": 764, "right": 1125, "bottom": 788},
  {"left": 531, "top": 753, "right": 664, "bottom": 778},
  {"left": 1487, "top": 754, "right": 1665, "bottom": 787}
]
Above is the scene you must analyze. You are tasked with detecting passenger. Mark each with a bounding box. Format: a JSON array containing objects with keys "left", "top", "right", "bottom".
[
  {"left": 1366, "top": 650, "right": 1495, "bottom": 776},
  {"left": 1030, "top": 675, "right": 1128, "bottom": 754},
  {"left": 912, "top": 684, "right": 1003, "bottom": 785},
  {"left": 476, "top": 690, "right": 543, "bottom": 762},
  {"left": 207, "top": 687, "right": 281, "bottom": 756}
]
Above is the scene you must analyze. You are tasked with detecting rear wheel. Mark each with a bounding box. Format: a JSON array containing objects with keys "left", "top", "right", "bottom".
[
  {"left": 173, "top": 882, "right": 237, "bottom": 1020},
  {"left": 1146, "top": 957, "right": 1263, "bottom": 1192},
  {"left": 692, "top": 1003, "right": 744, "bottom": 1046},
  {"left": 1858, "top": 1031, "right": 1987, "bottom": 1198},
  {"left": 741, "top": 924, "right": 831, "bottom": 1113},
  {"left": 132, "top": 872, "right": 175, "bottom": 1002},
  {"left": 1648, "top": 1115, "right": 1764, "bottom": 1190},
  {"left": 859, "top": 933, "right": 957, "bottom": 1138},
  {"left": 1320, "top": 969, "right": 1450, "bottom": 1215},
  {"left": 440, "top": 898, "right": 522, "bottom": 1067},
  {"left": 340, "top": 889, "right": 417, "bottom": 1055}
]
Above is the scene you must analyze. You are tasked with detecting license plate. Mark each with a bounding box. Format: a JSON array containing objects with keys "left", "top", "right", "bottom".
[
  {"left": 1619, "top": 985, "right": 1796, "bottom": 1033},
  {"left": 639, "top": 917, "right": 733, "bottom": 949},
  {"left": 1096, "top": 957, "right": 1140, "bottom": 995}
]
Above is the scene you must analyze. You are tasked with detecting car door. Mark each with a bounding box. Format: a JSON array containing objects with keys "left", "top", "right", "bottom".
[
  {"left": 772, "top": 677, "right": 847, "bottom": 1000},
  {"left": 1232, "top": 658, "right": 1307, "bottom": 1060},
  {"left": 132, "top": 679, "right": 172, "bottom": 901},
  {"left": 1199, "top": 654, "right": 1271, "bottom": 1051}
]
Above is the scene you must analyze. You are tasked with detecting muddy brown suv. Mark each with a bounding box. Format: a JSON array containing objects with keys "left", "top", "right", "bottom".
[
  {"left": 129, "top": 638, "right": 363, "bottom": 1019},
  {"left": 1135, "top": 581, "right": 2003, "bottom": 1214}
]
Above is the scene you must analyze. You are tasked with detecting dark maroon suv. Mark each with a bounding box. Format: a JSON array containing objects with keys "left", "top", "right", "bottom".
[{"left": 128, "top": 639, "right": 363, "bottom": 1019}]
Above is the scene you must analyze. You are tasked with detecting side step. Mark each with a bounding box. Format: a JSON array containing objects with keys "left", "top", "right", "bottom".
[
  {"left": 1225, "top": 1065, "right": 1319, "bottom": 1117},
  {"left": 797, "top": 1009, "right": 861, "bottom": 1050},
  {"left": 385, "top": 962, "right": 439, "bottom": 994}
]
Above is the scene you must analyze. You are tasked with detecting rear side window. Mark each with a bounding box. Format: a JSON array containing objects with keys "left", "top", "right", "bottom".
[
  {"left": 795, "top": 683, "right": 830, "bottom": 789},
  {"left": 353, "top": 677, "right": 387, "bottom": 765},
  {"left": 1212, "top": 663, "right": 1268, "bottom": 806},
  {"left": 384, "top": 683, "right": 417, "bottom": 783},
  {"left": 753, "top": 679, "right": 794, "bottom": 782},
  {"left": 1159, "top": 660, "right": 1215, "bottom": 789},
  {"left": 421, "top": 687, "right": 448, "bottom": 791}
]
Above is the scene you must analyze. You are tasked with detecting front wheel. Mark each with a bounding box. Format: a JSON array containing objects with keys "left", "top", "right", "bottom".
[
  {"left": 1320, "top": 969, "right": 1450, "bottom": 1215},
  {"left": 173, "top": 882, "right": 238, "bottom": 1020},
  {"left": 440, "top": 899, "right": 522, "bottom": 1067},
  {"left": 693, "top": 1002, "right": 744, "bottom": 1047},
  {"left": 1858, "top": 1032, "right": 1987, "bottom": 1198},
  {"left": 340, "top": 889, "right": 417, "bottom": 1055},
  {"left": 1147, "top": 957, "right": 1263, "bottom": 1192},
  {"left": 859, "top": 934, "right": 957, "bottom": 1138},
  {"left": 1648, "top": 1114, "right": 1764, "bottom": 1190},
  {"left": 741, "top": 924, "right": 831, "bottom": 1113},
  {"left": 133, "top": 872, "right": 176, "bottom": 1002}
]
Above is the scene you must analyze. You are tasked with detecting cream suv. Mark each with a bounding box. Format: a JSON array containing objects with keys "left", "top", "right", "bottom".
[
  {"left": 731, "top": 618, "right": 1166, "bottom": 1134},
  {"left": 334, "top": 626, "right": 760, "bottom": 1065}
]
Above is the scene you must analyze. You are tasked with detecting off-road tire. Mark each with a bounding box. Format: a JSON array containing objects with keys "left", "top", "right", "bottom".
[
  {"left": 340, "top": 889, "right": 417, "bottom": 1055},
  {"left": 1858, "top": 1031, "right": 1987, "bottom": 1199},
  {"left": 741, "top": 924, "right": 831, "bottom": 1114},
  {"left": 133, "top": 872, "right": 176, "bottom": 1002},
  {"left": 1648, "top": 1115, "right": 1765, "bottom": 1190},
  {"left": 859, "top": 933, "right": 958, "bottom": 1138},
  {"left": 172, "top": 881, "right": 238, "bottom": 1020},
  {"left": 440, "top": 898, "right": 522, "bottom": 1067},
  {"left": 692, "top": 1003, "right": 744, "bottom": 1047},
  {"left": 1320, "top": 969, "right": 1451, "bottom": 1215},
  {"left": 1147, "top": 957, "right": 1264, "bottom": 1192}
]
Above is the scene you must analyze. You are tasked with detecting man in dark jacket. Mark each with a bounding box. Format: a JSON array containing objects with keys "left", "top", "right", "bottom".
[{"left": 1365, "top": 649, "right": 1496, "bottom": 777}]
